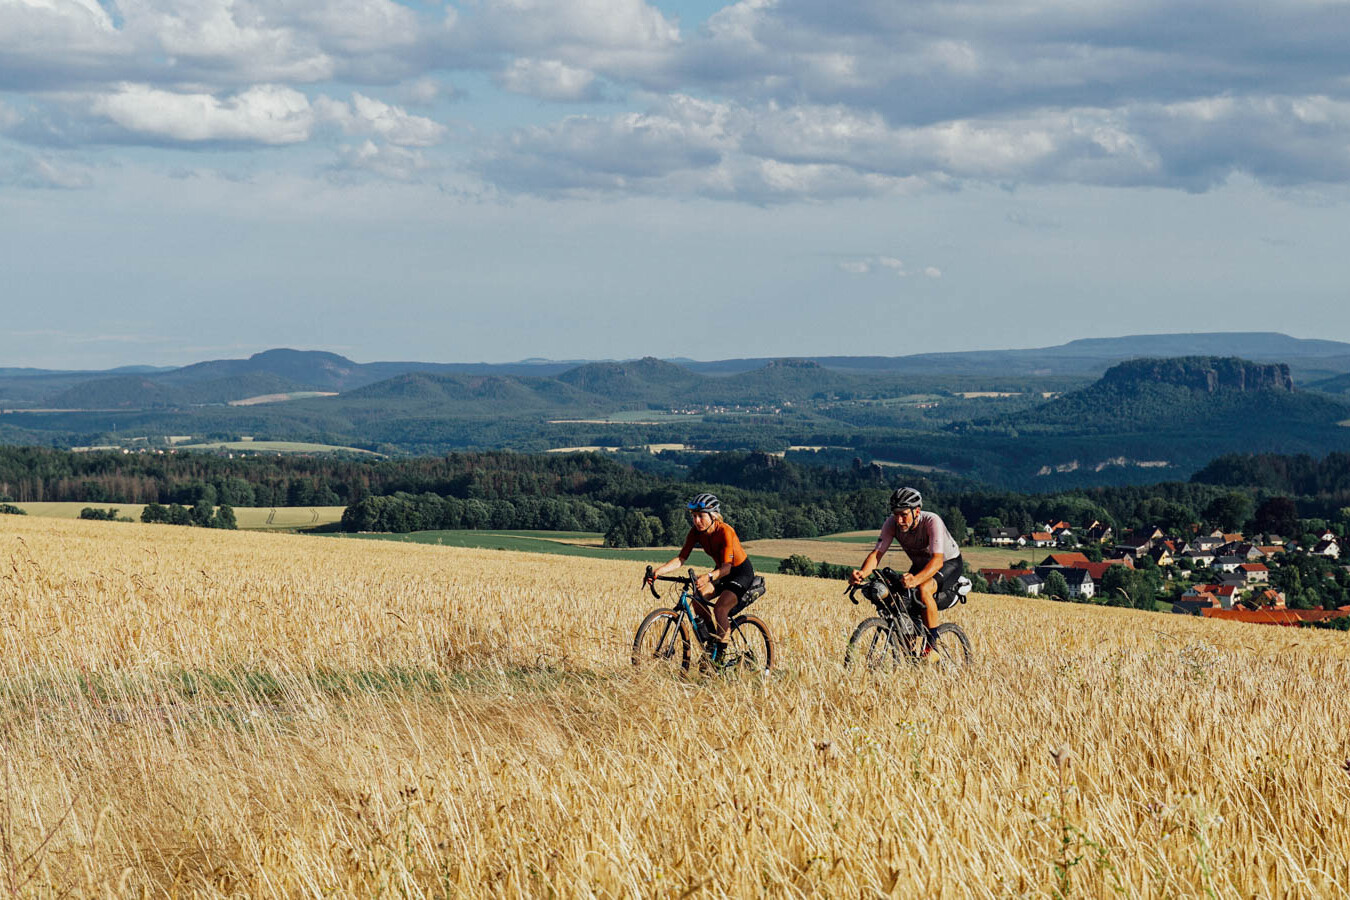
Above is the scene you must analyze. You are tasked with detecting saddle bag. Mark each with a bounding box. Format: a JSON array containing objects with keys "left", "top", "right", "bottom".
[
  {"left": 934, "top": 575, "right": 973, "bottom": 611},
  {"left": 731, "top": 576, "right": 767, "bottom": 616}
]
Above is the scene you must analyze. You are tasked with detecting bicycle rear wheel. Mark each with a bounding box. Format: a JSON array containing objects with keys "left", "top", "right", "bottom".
[
  {"left": 723, "top": 615, "right": 774, "bottom": 674},
  {"left": 928, "top": 622, "right": 972, "bottom": 670},
  {"left": 632, "top": 609, "right": 692, "bottom": 672},
  {"left": 844, "top": 617, "right": 908, "bottom": 671}
]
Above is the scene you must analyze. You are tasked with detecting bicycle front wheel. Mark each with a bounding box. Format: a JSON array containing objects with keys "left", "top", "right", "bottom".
[
  {"left": 724, "top": 615, "right": 774, "bottom": 674},
  {"left": 632, "top": 609, "right": 692, "bottom": 671},
  {"left": 844, "top": 617, "right": 907, "bottom": 671}
]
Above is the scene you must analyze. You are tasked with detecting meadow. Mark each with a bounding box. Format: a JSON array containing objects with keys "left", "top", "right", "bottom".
[{"left": 2, "top": 515, "right": 1348, "bottom": 896}]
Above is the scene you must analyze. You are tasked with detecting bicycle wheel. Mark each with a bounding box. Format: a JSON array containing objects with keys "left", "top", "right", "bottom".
[
  {"left": 723, "top": 615, "right": 774, "bottom": 674},
  {"left": 928, "top": 623, "right": 972, "bottom": 670},
  {"left": 632, "top": 609, "right": 692, "bottom": 671},
  {"left": 844, "top": 617, "right": 908, "bottom": 671}
]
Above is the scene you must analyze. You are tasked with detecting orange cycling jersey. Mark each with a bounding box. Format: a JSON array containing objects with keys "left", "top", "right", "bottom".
[{"left": 680, "top": 521, "right": 748, "bottom": 567}]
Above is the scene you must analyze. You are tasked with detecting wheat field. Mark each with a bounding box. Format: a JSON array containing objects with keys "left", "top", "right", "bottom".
[{"left": 1, "top": 515, "right": 1348, "bottom": 897}]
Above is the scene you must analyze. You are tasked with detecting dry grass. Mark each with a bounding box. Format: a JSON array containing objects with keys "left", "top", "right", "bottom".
[{"left": 2, "top": 516, "right": 1349, "bottom": 897}]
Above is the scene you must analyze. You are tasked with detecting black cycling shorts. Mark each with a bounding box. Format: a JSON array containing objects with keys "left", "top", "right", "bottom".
[
  {"left": 909, "top": 556, "right": 963, "bottom": 593},
  {"left": 713, "top": 559, "right": 757, "bottom": 600}
]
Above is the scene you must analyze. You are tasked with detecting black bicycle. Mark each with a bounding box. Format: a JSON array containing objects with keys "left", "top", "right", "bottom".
[
  {"left": 633, "top": 566, "right": 775, "bottom": 674},
  {"left": 844, "top": 567, "right": 972, "bottom": 671}
]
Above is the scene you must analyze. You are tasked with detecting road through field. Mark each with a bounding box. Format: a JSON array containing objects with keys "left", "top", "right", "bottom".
[{"left": 2, "top": 515, "right": 1348, "bottom": 896}]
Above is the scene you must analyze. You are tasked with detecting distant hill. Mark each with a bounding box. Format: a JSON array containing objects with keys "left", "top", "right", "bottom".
[
  {"left": 556, "top": 357, "right": 702, "bottom": 401},
  {"left": 684, "top": 333, "right": 1350, "bottom": 378}
]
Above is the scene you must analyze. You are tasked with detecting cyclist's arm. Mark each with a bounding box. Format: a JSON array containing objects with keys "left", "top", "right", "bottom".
[
  {"left": 902, "top": 553, "right": 944, "bottom": 588},
  {"left": 651, "top": 555, "right": 688, "bottom": 578},
  {"left": 850, "top": 548, "right": 885, "bottom": 584}
]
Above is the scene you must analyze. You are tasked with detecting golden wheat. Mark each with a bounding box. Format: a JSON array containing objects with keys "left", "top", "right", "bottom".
[{"left": 2, "top": 515, "right": 1348, "bottom": 897}]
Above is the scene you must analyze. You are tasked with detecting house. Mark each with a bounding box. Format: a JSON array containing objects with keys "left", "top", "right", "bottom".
[
  {"left": 1185, "top": 583, "right": 1240, "bottom": 609},
  {"left": 1222, "top": 533, "right": 1245, "bottom": 544},
  {"left": 979, "top": 567, "right": 1034, "bottom": 585},
  {"left": 1214, "top": 555, "right": 1245, "bottom": 573},
  {"left": 1053, "top": 527, "right": 1077, "bottom": 546},
  {"left": 1191, "top": 535, "right": 1225, "bottom": 552},
  {"left": 1313, "top": 539, "right": 1341, "bottom": 559},
  {"left": 1180, "top": 549, "right": 1216, "bottom": 568},
  {"left": 1149, "top": 545, "right": 1175, "bottom": 567},
  {"left": 1113, "top": 534, "right": 1154, "bottom": 559},
  {"left": 1062, "top": 568, "right": 1095, "bottom": 600},
  {"left": 1035, "top": 566, "right": 1095, "bottom": 599},
  {"left": 1016, "top": 573, "right": 1045, "bottom": 596},
  {"left": 1257, "top": 545, "right": 1284, "bottom": 559},
  {"left": 1217, "top": 542, "right": 1264, "bottom": 560},
  {"left": 1029, "top": 531, "right": 1055, "bottom": 547},
  {"left": 987, "top": 527, "right": 1023, "bottom": 546},
  {"left": 1239, "top": 562, "right": 1269, "bottom": 584},
  {"left": 1084, "top": 520, "right": 1113, "bottom": 544},
  {"left": 1046, "top": 520, "right": 1072, "bottom": 533},
  {"left": 1039, "top": 552, "right": 1090, "bottom": 568}
]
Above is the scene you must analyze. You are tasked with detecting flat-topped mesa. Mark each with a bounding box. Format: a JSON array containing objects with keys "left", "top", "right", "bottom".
[{"left": 1101, "top": 357, "right": 1294, "bottom": 393}]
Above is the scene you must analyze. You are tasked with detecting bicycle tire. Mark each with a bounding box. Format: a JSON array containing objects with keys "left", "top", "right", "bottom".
[
  {"left": 928, "top": 622, "right": 973, "bottom": 670},
  {"left": 632, "top": 608, "right": 692, "bottom": 671},
  {"left": 723, "top": 615, "right": 774, "bottom": 674},
  {"left": 844, "top": 617, "right": 907, "bottom": 671}
]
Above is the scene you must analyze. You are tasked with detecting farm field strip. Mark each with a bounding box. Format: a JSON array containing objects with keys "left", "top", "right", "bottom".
[
  {"left": 2, "top": 516, "right": 1349, "bottom": 897},
  {"left": 12, "top": 501, "right": 347, "bottom": 530}
]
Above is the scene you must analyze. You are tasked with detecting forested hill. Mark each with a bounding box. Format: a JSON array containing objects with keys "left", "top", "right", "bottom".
[
  {"left": 997, "top": 357, "right": 1337, "bottom": 433},
  {"left": 1100, "top": 357, "right": 1293, "bottom": 392}
]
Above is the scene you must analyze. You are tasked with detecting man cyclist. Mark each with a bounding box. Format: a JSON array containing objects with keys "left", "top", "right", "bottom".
[
  {"left": 849, "top": 487, "right": 962, "bottom": 653},
  {"left": 645, "top": 493, "right": 755, "bottom": 647}
]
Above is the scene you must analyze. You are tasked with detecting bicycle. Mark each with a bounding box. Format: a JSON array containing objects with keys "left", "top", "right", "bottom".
[
  {"left": 632, "top": 566, "right": 775, "bottom": 674},
  {"left": 843, "top": 567, "right": 972, "bottom": 671}
]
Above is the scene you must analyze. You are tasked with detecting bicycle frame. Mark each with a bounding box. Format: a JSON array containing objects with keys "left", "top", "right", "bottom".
[{"left": 647, "top": 567, "right": 725, "bottom": 662}]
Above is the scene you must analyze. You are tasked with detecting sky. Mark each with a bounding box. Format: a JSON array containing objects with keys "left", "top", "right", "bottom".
[{"left": 3, "top": 0, "right": 1350, "bottom": 369}]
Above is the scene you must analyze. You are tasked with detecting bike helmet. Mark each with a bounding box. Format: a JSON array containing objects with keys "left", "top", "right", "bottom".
[
  {"left": 889, "top": 486, "right": 922, "bottom": 512},
  {"left": 687, "top": 492, "right": 721, "bottom": 515}
]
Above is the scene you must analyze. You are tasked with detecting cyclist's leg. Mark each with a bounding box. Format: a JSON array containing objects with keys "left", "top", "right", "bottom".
[
  {"left": 710, "top": 588, "right": 739, "bottom": 642},
  {"left": 690, "top": 596, "right": 719, "bottom": 636}
]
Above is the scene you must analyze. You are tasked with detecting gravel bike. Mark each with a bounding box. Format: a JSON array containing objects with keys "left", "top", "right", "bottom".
[
  {"left": 844, "top": 567, "right": 972, "bottom": 671},
  {"left": 633, "top": 566, "right": 774, "bottom": 674}
]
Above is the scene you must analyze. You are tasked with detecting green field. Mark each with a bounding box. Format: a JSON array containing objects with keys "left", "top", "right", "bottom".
[
  {"left": 175, "top": 440, "right": 381, "bottom": 455},
  {"left": 329, "top": 529, "right": 781, "bottom": 571},
  {"left": 12, "top": 503, "right": 347, "bottom": 531}
]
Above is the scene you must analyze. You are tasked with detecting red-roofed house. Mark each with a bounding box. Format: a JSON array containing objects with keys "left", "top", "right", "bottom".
[
  {"left": 1040, "top": 552, "right": 1090, "bottom": 568},
  {"left": 1239, "top": 562, "right": 1269, "bottom": 584},
  {"left": 1029, "top": 532, "right": 1054, "bottom": 547},
  {"left": 1201, "top": 608, "right": 1350, "bottom": 626}
]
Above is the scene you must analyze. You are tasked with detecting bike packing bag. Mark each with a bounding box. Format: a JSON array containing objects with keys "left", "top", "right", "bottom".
[{"left": 934, "top": 575, "right": 973, "bottom": 611}]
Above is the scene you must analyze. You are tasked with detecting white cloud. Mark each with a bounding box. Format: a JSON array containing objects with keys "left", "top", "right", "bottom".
[
  {"left": 314, "top": 93, "right": 446, "bottom": 146},
  {"left": 924, "top": 267, "right": 942, "bottom": 279},
  {"left": 87, "top": 83, "right": 314, "bottom": 144},
  {"left": 333, "top": 139, "right": 431, "bottom": 181},
  {"left": 497, "top": 59, "right": 599, "bottom": 102}
]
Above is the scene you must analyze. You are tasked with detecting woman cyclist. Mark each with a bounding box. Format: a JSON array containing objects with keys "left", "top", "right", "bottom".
[{"left": 644, "top": 493, "right": 755, "bottom": 646}]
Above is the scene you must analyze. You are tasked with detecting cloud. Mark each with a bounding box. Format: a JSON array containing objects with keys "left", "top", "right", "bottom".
[
  {"left": 332, "top": 140, "right": 433, "bottom": 181},
  {"left": 85, "top": 83, "right": 314, "bottom": 144},
  {"left": 838, "top": 256, "right": 943, "bottom": 278},
  {"left": 0, "top": 150, "right": 93, "bottom": 188},
  {"left": 497, "top": 59, "right": 600, "bottom": 102},
  {"left": 313, "top": 93, "right": 446, "bottom": 146}
]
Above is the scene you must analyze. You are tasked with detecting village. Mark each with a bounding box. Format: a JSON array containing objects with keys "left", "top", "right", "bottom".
[{"left": 974, "top": 520, "right": 1350, "bottom": 626}]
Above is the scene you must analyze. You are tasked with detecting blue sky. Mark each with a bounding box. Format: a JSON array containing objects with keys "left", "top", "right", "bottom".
[{"left": 3, "top": 0, "right": 1350, "bottom": 368}]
